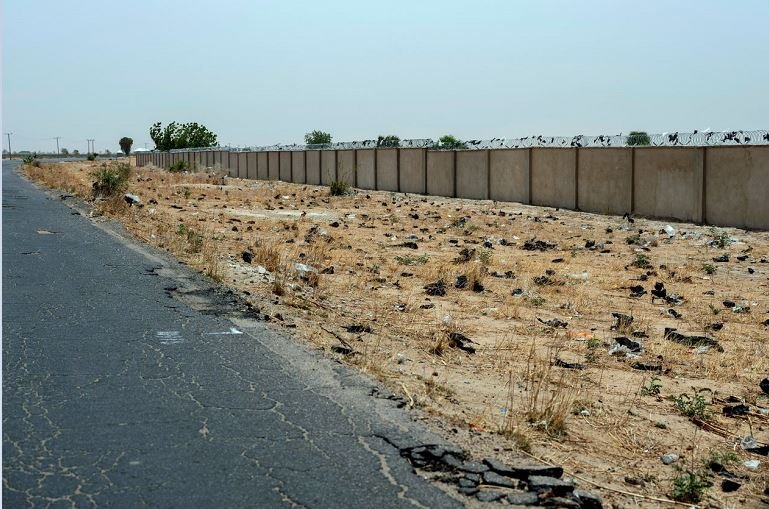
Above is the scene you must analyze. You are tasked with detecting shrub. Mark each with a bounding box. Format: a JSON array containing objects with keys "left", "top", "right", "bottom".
[
  {"left": 305, "top": 130, "right": 332, "bottom": 145},
  {"left": 376, "top": 135, "right": 400, "bottom": 148},
  {"left": 87, "top": 153, "right": 96, "bottom": 161},
  {"left": 169, "top": 160, "right": 191, "bottom": 173},
  {"left": 91, "top": 162, "right": 131, "bottom": 198},
  {"left": 436, "top": 135, "right": 468, "bottom": 150},
  {"left": 627, "top": 131, "right": 651, "bottom": 146},
  {"left": 150, "top": 121, "right": 218, "bottom": 150},
  {"left": 671, "top": 391, "right": 708, "bottom": 419},
  {"left": 22, "top": 154, "right": 37, "bottom": 165},
  {"left": 329, "top": 180, "right": 351, "bottom": 196},
  {"left": 672, "top": 471, "right": 707, "bottom": 503}
]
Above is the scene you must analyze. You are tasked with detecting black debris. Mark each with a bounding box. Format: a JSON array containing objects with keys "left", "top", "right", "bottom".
[
  {"left": 615, "top": 336, "right": 642, "bottom": 352},
  {"left": 668, "top": 308, "right": 682, "bottom": 319},
  {"left": 713, "top": 254, "right": 730, "bottom": 262},
  {"left": 664, "top": 328, "right": 724, "bottom": 352},
  {"left": 448, "top": 332, "right": 476, "bottom": 354},
  {"left": 344, "top": 324, "right": 372, "bottom": 334},
  {"left": 629, "top": 285, "right": 647, "bottom": 298},
  {"left": 522, "top": 239, "right": 558, "bottom": 251},
  {"left": 471, "top": 280, "right": 484, "bottom": 292},
  {"left": 706, "top": 322, "right": 724, "bottom": 331},
  {"left": 538, "top": 317, "right": 568, "bottom": 328},
  {"left": 424, "top": 279, "right": 447, "bottom": 296},
  {"left": 760, "top": 378, "right": 769, "bottom": 395},
  {"left": 722, "top": 404, "right": 750, "bottom": 417},
  {"left": 651, "top": 281, "right": 666, "bottom": 301},
  {"left": 454, "top": 275, "right": 468, "bottom": 289},
  {"left": 611, "top": 312, "right": 633, "bottom": 330},
  {"left": 631, "top": 362, "right": 662, "bottom": 372},
  {"left": 400, "top": 241, "right": 418, "bottom": 249},
  {"left": 554, "top": 358, "right": 585, "bottom": 370},
  {"left": 723, "top": 300, "right": 736, "bottom": 308},
  {"left": 321, "top": 266, "right": 335, "bottom": 274},
  {"left": 241, "top": 250, "right": 254, "bottom": 264},
  {"left": 721, "top": 479, "right": 741, "bottom": 492}
]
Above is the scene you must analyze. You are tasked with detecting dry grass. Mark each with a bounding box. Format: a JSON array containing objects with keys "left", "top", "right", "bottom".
[{"left": 22, "top": 160, "right": 769, "bottom": 508}]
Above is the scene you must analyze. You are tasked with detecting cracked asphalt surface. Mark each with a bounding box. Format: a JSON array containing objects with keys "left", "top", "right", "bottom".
[{"left": 2, "top": 161, "right": 463, "bottom": 508}]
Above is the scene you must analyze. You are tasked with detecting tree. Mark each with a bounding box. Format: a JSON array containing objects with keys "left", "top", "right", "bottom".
[
  {"left": 627, "top": 131, "right": 651, "bottom": 146},
  {"left": 119, "top": 137, "right": 134, "bottom": 155},
  {"left": 376, "top": 135, "right": 400, "bottom": 148},
  {"left": 436, "top": 134, "right": 467, "bottom": 149},
  {"left": 73, "top": 149, "right": 80, "bottom": 156},
  {"left": 304, "top": 130, "right": 332, "bottom": 145},
  {"left": 60, "top": 148, "right": 69, "bottom": 156},
  {"left": 150, "top": 121, "right": 218, "bottom": 151}
]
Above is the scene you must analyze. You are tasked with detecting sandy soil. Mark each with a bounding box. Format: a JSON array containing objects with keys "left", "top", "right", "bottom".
[{"left": 24, "top": 160, "right": 769, "bottom": 508}]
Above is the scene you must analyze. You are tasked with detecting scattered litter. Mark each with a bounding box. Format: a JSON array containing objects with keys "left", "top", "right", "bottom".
[
  {"left": 454, "top": 275, "right": 468, "bottom": 289},
  {"left": 522, "top": 239, "right": 558, "bottom": 251},
  {"left": 447, "top": 332, "right": 476, "bottom": 354},
  {"left": 344, "top": 324, "right": 372, "bottom": 334},
  {"left": 205, "top": 327, "right": 243, "bottom": 335},
  {"left": 668, "top": 308, "right": 683, "bottom": 319},
  {"left": 663, "top": 225, "right": 676, "bottom": 238},
  {"left": 664, "top": 328, "right": 723, "bottom": 352},
  {"left": 629, "top": 285, "right": 646, "bottom": 298},
  {"left": 454, "top": 248, "right": 476, "bottom": 263},
  {"left": 294, "top": 262, "right": 316, "bottom": 275},
  {"left": 713, "top": 254, "right": 730, "bottom": 263},
  {"left": 537, "top": 317, "right": 568, "bottom": 328},
  {"left": 732, "top": 304, "right": 751, "bottom": 314},
  {"left": 567, "top": 272, "right": 590, "bottom": 280},
  {"left": 611, "top": 312, "right": 633, "bottom": 330},
  {"left": 743, "top": 459, "right": 760, "bottom": 471},
  {"left": 631, "top": 362, "right": 662, "bottom": 372},
  {"left": 568, "top": 330, "right": 594, "bottom": 341},
  {"left": 722, "top": 404, "right": 750, "bottom": 417},
  {"left": 614, "top": 336, "right": 642, "bottom": 352},
  {"left": 124, "top": 193, "right": 141, "bottom": 206},
  {"left": 424, "top": 279, "right": 447, "bottom": 296},
  {"left": 761, "top": 378, "right": 769, "bottom": 395},
  {"left": 661, "top": 453, "right": 678, "bottom": 465},
  {"left": 554, "top": 358, "right": 585, "bottom": 370},
  {"left": 242, "top": 250, "right": 254, "bottom": 264}
]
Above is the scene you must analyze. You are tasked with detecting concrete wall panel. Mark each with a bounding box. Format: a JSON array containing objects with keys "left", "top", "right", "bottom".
[
  {"left": 213, "top": 151, "right": 223, "bottom": 171},
  {"left": 279, "top": 152, "right": 292, "bottom": 181},
  {"left": 245, "top": 152, "right": 257, "bottom": 179},
  {"left": 705, "top": 146, "right": 769, "bottom": 230},
  {"left": 256, "top": 152, "right": 268, "bottom": 180},
  {"left": 426, "top": 151, "right": 454, "bottom": 197},
  {"left": 531, "top": 148, "right": 577, "bottom": 209},
  {"left": 291, "top": 151, "right": 306, "bottom": 184},
  {"left": 634, "top": 148, "right": 703, "bottom": 223},
  {"left": 456, "top": 150, "right": 489, "bottom": 200},
  {"left": 356, "top": 150, "right": 376, "bottom": 190},
  {"left": 268, "top": 152, "right": 280, "bottom": 180},
  {"left": 376, "top": 149, "right": 398, "bottom": 192},
  {"left": 577, "top": 148, "right": 632, "bottom": 215},
  {"left": 238, "top": 153, "right": 248, "bottom": 179},
  {"left": 399, "top": 149, "right": 426, "bottom": 194},
  {"left": 321, "top": 150, "right": 336, "bottom": 185},
  {"left": 489, "top": 149, "right": 529, "bottom": 203},
  {"left": 306, "top": 151, "right": 321, "bottom": 185},
  {"left": 337, "top": 150, "right": 355, "bottom": 185}
]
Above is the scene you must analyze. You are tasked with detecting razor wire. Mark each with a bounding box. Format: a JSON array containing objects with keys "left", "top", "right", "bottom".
[{"left": 168, "top": 130, "right": 768, "bottom": 153}]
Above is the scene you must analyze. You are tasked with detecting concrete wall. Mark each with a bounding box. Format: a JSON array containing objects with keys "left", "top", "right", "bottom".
[
  {"left": 237, "top": 153, "right": 248, "bottom": 179},
  {"left": 399, "top": 149, "right": 426, "bottom": 194},
  {"left": 337, "top": 150, "right": 355, "bottom": 185},
  {"left": 577, "top": 148, "right": 632, "bottom": 215},
  {"left": 426, "top": 151, "right": 454, "bottom": 197},
  {"left": 456, "top": 150, "right": 489, "bottom": 200},
  {"left": 256, "top": 152, "right": 267, "bottom": 180},
  {"left": 489, "top": 149, "right": 529, "bottom": 203},
  {"left": 279, "top": 152, "right": 292, "bottom": 181},
  {"left": 306, "top": 151, "right": 321, "bottom": 185},
  {"left": 267, "top": 152, "right": 279, "bottom": 180},
  {"left": 153, "top": 146, "right": 769, "bottom": 231},
  {"left": 376, "top": 149, "right": 398, "bottom": 192},
  {"left": 356, "top": 150, "right": 376, "bottom": 190},
  {"left": 634, "top": 147, "right": 703, "bottom": 223},
  {"left": 321, "top": 150, "right": 336, "bottom": 185},
  {"left": 531, "top": 148, "right": 577, "bottom": 209},
  {"left": 291, "top": 151, "right": 306, "bottom": 184},
  {"left": 246, "top": 152, "right": 257, "bottom": 180},
  {"left": 705, "top": 146, "right": 769, "bottom": 230}
]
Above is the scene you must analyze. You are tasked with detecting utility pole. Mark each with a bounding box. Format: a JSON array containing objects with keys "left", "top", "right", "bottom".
[
  {"left": 87, "top": 139, "right": 95, "bottom": 155},
  {"left": 54, "top": 136, "right": 61, "bottom": 155},
  {"left": 4, "top": 132, "right": 12, "bottom": 159}
]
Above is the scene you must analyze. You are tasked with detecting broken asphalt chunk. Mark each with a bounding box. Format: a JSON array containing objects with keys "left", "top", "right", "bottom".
[
  {"left": 526, "top": 475, "right": 574, "bottom": 495},
  {"left": 483, "top": 459, "right": 563, "bottom": 480},
  {"left": 482, "top": 471, "right": 517, "bottom": 488}
]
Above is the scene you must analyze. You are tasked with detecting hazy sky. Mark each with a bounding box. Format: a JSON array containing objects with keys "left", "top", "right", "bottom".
[{"left": 3, "top": 0, "right": 768, "bottom": 153}]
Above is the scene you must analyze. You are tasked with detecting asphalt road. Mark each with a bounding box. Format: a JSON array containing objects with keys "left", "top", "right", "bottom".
[{"left": 2, "top": 161, "right": 463, "bottom": 508}]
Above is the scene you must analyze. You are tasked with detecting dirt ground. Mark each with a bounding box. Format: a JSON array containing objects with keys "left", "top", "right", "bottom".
[{"left": 24, "top": 160, "right": 769, "bottom": 507}]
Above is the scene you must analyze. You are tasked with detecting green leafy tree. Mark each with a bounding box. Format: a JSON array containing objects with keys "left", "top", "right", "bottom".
[
  {"left": 436, "top": 134, "right": 467, "bottom": 149},
  {"left": 150, "top": 122, "right": 218, "bottom": 151},
  {"left": 60, "top": 148, "right": 69, "bottom": 156},
  {"left": 627, "top": 131, "right": 651, "bottom": 146},
  {"left": 73, "top": 149, "right": 80, "bottom": 156},
  {"left": 376, "top": 135, "right": 400, "bottom": 148},
  {"left": 119, "top": 137, "right": 134, "bottom": 155},
  {"left": 304, "top": 130, "right": 332, "bottom": 145}
]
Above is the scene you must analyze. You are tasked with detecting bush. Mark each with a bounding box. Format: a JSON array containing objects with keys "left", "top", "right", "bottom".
[
  {"left": 22, "top": 154, "right": 37, "bottom": 165},
  {"left": 329, "top": 180, "right": 351, "bottom": 196},
  {"left": 376, "top": 135, "right": 400, "bottom": 148},
  {"left": 305, "top": 130, "right": 332, "bottom": 145},
  {"left": 91, "top": 162, "right": 131, "bottom": 198},
  {"left": 87, "top": 153, "right": 96, "bottom": 161},
  {"left": 150, "top": 122, "right": 218, "bottom": 151},
  {"left": 119, "top": 137, "right": 133, "bottom": 156},
  {"left": 627, "top": 131, "right": 651, "bottom": 146},
  {"left": 672, "top": 471, "right": 708, "bottom": 503},
  {"left": 436, "top": 135, "right": 467, "bottom": 150},
  {"left": 169, "top": 160, "right": 191, "bottom": 173}
]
